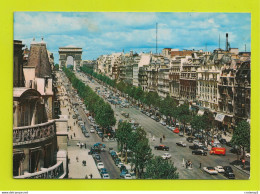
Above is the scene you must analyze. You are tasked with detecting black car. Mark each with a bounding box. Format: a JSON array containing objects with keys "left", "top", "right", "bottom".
[
  {"left": 219, "top": 138, "right": 227, "bottom": 144},
  {"left": 192, "top": 150, "right": 207, "bottom": 156},
  {"left": 224, "top": 171, "right": 235, "bottom": 179},
  {"left": 154, "top": 145, "right": 169, "bottom": 151},
  {"left": 199, "top": 145, "right": 209, "bottom": 151},
  {"left": 189, "top": 144, "right": 200, "bottom": 150},
  {"left": 226, "top": 141, "right": 232, "bottom": 147},
  {"left": 186, "top": 137, "right": 194, "bottom": 143},
  {"left": 223, "top": 166, "right": 233, "bottom": 173},
  {"left": 230, "top": 148, "right": 241, "bottom": 155},
  {"left": 120, "top": 165, "right": 127, "bottom": 172}
]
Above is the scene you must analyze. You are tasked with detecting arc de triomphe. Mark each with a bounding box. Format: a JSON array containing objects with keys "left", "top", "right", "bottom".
[{"left": 58, "top": 46, "right": 83, "bottom": 70}]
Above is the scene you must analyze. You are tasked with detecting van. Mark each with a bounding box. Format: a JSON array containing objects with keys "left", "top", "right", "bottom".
[{"left": 210, "top": 147, "right": 226, "bottom": 156}]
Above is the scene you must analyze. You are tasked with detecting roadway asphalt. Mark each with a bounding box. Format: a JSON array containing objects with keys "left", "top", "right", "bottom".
[{"left": 60, "top": 70, "right": 250, "bottom": 180}]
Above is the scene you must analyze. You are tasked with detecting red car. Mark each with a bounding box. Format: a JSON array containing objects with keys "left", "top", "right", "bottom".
[{"left": 173, "top": 128, "right": 180, "bottom": 134}]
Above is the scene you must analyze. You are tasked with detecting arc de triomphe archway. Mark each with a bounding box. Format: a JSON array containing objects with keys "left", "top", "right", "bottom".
[{"left": 58, "top": 46, "right": 83, "bottom": 70}]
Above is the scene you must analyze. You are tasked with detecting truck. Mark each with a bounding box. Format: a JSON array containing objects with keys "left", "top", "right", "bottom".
[{"left": 210, "top": 147, "right": 226, "bottom": 156}]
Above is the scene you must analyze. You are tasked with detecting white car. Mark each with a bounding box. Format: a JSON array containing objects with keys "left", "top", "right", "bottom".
[
  {"left": 162, "top": 153, "right": 172, "bottom": 159},
  {"left": 124, "top": 174, "right": 132, "bottom": 179},
  {"left": 90, "top": 128, "right": 95, "bottom": 133},
  {"left": 203, "top": 167, "right": 218, "bottom": 175},
  {"left": 97, "top": 162, "right": 104, "bottom": 170},
  {"left": 102, "top": 173, "right": 110, "bottom": 179},
  {"left": 246, "top": 153, "right": 250, "bottom": 158},
  {"left": 215, "top": 166, "right": 225, "bottom": 173},
  {"left": 117, "top": 162, "right": 124, "bottom": 168}
]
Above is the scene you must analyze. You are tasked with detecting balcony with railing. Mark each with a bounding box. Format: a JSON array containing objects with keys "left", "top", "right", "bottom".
[
  {"left": 14, "top": 161, "right": 65, "bottom": 179},
  {"left": 13, "top": 120, "right": 56, "bottom": 146}
]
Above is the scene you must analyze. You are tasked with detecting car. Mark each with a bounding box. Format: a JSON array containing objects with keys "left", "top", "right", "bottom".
[
  {"left": 124, "top": 174, "right": 132, "bottom": 179},
  {"left": 90, "top": 128, "right": 95, "bottom": 133},
  {"left": 97, "top": 162, "right": 104, "bottom": 170},
  {"left": 189, "top": 144, "right": 200, "bottom": 150},
  {"left": 154, "top": 145, "right": 169, "bottom": 151},
  {"left": 117, "top": 162, "right": 124, "bottom": 168},
  {"left": 94, "top": 143, "right": 106, "bottom": 148},
  {"left": 192, "top": 149, "right": 207, "bottom": 156},
  {"left": 94, "top": 154, "right": 101, "bottom": 162},
  {"left": 102, "top": 173, "right": 110, "bottom": 179},
  {"left": 114, "top": 158, "right": 122, "bottom": 166},
  {"left": 120, "top": 169, "right": 129, "bottom": 178},
  {"left": 186, "top": 137, "right": 194, "bottom": 143},
  {"left": 120, "top": 165, "right": 127, "bottom": 172},
  {"left": 176, "top": 141, "right": 187, "bottom": 147},
  {"left": 224, "top": 171, "right": 235, "bottom": 179},
  {"left": 215, "top": 166, "right": 225, "bottom": 173},
  {"left": 72, "top": 115, "right": 77, "bottom": 119},
  {"left": 226, "top": 141, "right": 232, "bottom": 147},
  {"left": 173, "top": 128, "right": 180, "bottom": 134},
  {"left": 199, "top": 145, "right": 209, "bottom": 151},
  {"left": 203, "top": 167, "right": 218, "bottom": 175},
  {"left": 223, "top": 166, "right": 233, "bottom": 173},
  {"left": 84, "top": 132, "right": 90, "bottom": 137},
  {"left": 162, "top": 153, "right": 172, "bottom": 159},
  {"left": 100, "top": 168, "right": 108, "bottom": 176},
  {"left": 230, "top": 148, "right": 241, "bottom": 155},
  {"left": 219, "top": 138, "right": 227, "bottom": 144},
  {"left": 193, "top": 140, "right": 200, "bottom": 145},
  {"left": 246, "top": 153, "right": 250, "bottom": 158},
  {"left": 179, "top": 131, "right": 184, "bottom": 137},
  {"left": 160, "top": 121, "right": 166, "bottom": 126}
]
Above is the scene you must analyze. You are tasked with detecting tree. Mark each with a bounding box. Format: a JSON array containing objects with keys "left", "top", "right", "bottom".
[
  {"left": 128, "top": 127, "right": 152, "bottom": 178},
  {"left": 190, "top": 115, "right": 208, "bottom": 141},
  {"left": 115, "top": 121, "right": 132, "bottom": 162},
  {"left": 159, "top": 95, "right": 176, "bottom": 124},
  {"left": 231, "top": 120, "right": 250, "bottom": 168},
  {"left": 177, "top": 104, "right": 191, "bottom": 134},
  {"left": 54, "top": 64, "right": 59, "bottom": 71},
  {"left": 145, "top": 156, "right": 179, "bottom": 179}
]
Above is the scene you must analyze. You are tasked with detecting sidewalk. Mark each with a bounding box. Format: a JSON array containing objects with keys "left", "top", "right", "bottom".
[{"left": 68, "top": 147, "right": 101, "bottom": 179}]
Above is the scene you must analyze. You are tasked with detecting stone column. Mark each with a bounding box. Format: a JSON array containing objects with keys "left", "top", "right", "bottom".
[
  {"left": 22, "top": 149, "right": 30, "bottom": 174},
  {"left": 31, "top": 101, "right": 37, "bottom": 126},
  {"left": 13, "top": 101, "right": 20, "bottom": 128}
]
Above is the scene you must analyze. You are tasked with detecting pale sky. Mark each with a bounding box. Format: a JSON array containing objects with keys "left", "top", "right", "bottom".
[{"left": 14, "top": 12, "right": 251, "bottom": 63}]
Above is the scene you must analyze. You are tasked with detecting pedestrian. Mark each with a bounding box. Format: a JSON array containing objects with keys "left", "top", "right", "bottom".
[
  {"left": 90, "top": 174, "right": 93, "bottom": 179},
  {"left": 199, "top": 163, "right": 201, "bottom": 168},
  {"left": 70, "top": 135, "right": 72, "bottom": 139},
  {"left": 85, "top": 143, "right": 86, "bottom": 149},
  {"left": 74, "top": 133, "right": 75, "bottom": 137},
  {"left": 163, "top": 135, "right": 165, "bottom": 140},
  {"left": 160, "top": 138, "right": 162, "bottom": 143},
  {"left": 85, "top": 175, "right": 88, "bottom": 179},
  {"left": 76, "top": 156, "right": 79, "bottom": 162}
]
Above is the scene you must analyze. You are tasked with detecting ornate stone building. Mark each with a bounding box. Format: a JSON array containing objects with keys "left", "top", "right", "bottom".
[{"left": 13, "top": 39, "right": 68, "bottom": 179}]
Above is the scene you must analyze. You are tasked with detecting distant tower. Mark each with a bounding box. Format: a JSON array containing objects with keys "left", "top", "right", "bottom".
[{"left": 226, "top": 33, "right": 230, "bottom": 51}]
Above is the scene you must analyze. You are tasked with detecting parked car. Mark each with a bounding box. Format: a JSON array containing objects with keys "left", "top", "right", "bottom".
[
  {"left": 154, "top": 145, "right": 169, "bottom": 151},
  {"left": 162, "top": 153, "right": 172, "bottom": 159},
  {"left": 124, "top": 174, "right": 132, "bottom": 179},
  {"left": 120, "top": 169, "right": 129, "bottom": 178},
  {"left": 203, "top": 167, "right": 218, "bottom": 175},
  {"left": 186, "top": 137, "right": 194, "bottom": 143},
  {"left": 120, "top": 165, "right": 127, "bottom": 172},
  {"left": 84, "top": 132, "right": 90, "bottom": 138},
  {"left": 117, "top": 162, "right": 124, "bottom": 168},
  {"left": 102, "top": 173, "right": 110, "bottom": 179},
  {"left": 173, "top": 128, "right": 180, "bottom": 134},
  {"left": 90, "top": 128, "right": 95, "bottom": 133},
  {"left": 100, "top": 168, "right": 108, "bottom": 176},
  {"left": 179, "top": 131, "right": 184, "bottom": 137},
  {"left": 224, "top": 171, "right": 235, "bottom": 179},
  {"left": 199, "top": 145, "right": 209, "bottom": 151},
  {"left": 214, "top": 166, "right": 225, "bottom": 173},
  {"left": 97, "top": 162, "right": 104, "bottom": 170},
  {"left": 94, "top": 154, "right": 101, "bottom": 162},
  {"left": 192, "top": 149, "right": 207, "bottom": 156},
  {"left": 219, "top": 138, "right": 227, "bottom": 144},
  {"left": 176, "top": 141, "right": 187, "bottom": 147}
]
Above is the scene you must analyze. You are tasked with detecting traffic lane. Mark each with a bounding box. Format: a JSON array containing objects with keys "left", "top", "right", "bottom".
[
  {"left": 100, "top": 151, "right": 121, "bottom": 179},
  {"left": 76, "top": 72, "right": 249, "bottom": 179}
]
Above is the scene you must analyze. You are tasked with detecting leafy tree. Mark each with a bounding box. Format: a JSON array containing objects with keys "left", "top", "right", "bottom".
[
  {"left": 145, "top": 156, "right": 179, "bottom": 179},
  {"left": 231, "top": 120, "right": 250, "bottom": 168},
  {"left": 54, "top": 64, "right": 59, "bottom": 71},
  {"left": 115, "top": 121, "right": 132, "bottom": 162},
  {"left": 159, "top": 95, "right": 176, "bottom": 124},
  {"left": 128, "top": 127, "right": 152, "bottom": 178},
  {"left": 177, "top": 104, "right": 191, "bottom": 133}
]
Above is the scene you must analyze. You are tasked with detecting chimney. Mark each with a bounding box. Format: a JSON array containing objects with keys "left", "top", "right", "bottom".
[{"left": 226, "top": 33, "right": 228, "bottom": 51}]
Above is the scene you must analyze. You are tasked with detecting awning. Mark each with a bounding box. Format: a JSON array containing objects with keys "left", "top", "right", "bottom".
[
  {"left": 197, "top": 110, "right": 205, "bottom": 116},
  {"left": 215, "top": 113, "right": 225, "bottom": 122}
]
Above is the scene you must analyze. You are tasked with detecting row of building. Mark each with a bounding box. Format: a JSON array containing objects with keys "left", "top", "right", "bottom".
[
  {"left": 13, "top": 39, "right": 68, "bottom": 178},
  {"left": 89, "top": 36, "right": 250, "bottom": 133}
]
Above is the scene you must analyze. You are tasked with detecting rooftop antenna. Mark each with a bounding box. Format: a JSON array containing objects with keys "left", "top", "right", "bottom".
[{"left": 156, "top": 23, "right": 158, "bottom": 54}]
